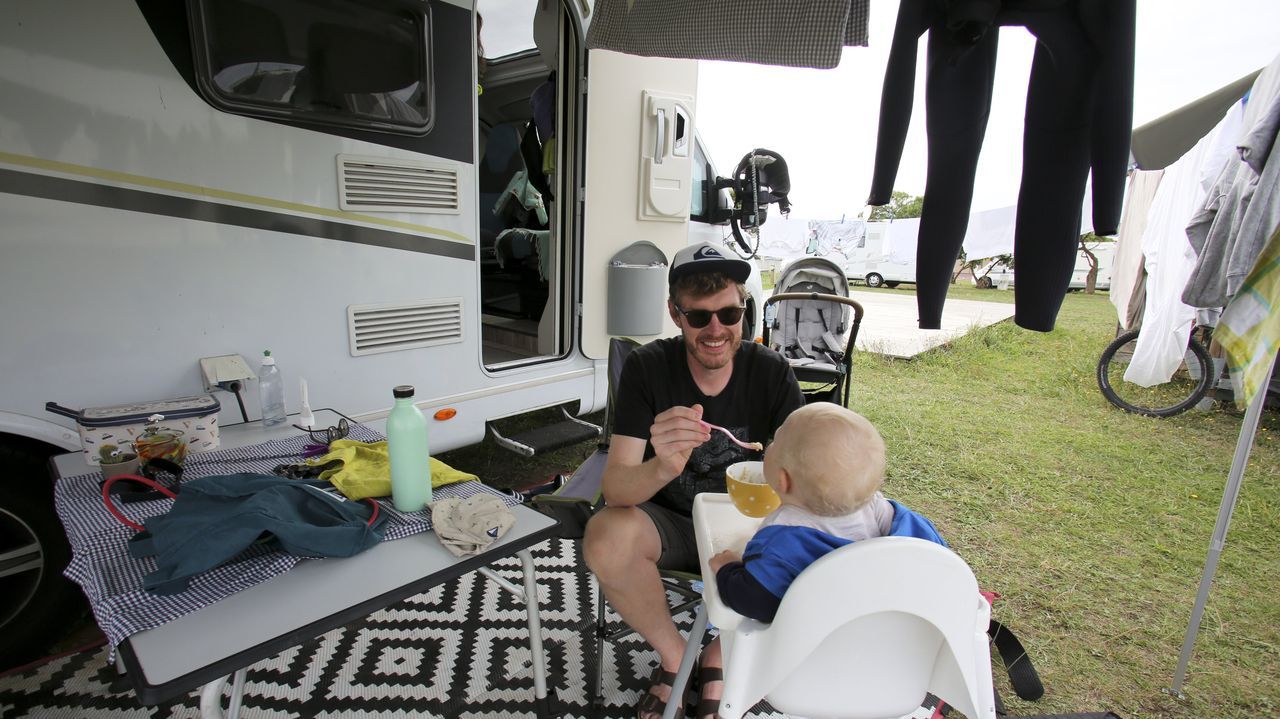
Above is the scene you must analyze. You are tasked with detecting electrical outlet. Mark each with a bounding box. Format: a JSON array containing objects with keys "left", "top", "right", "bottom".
[{"left": 199, "top": 354, "right": 257, "bottom": 392}]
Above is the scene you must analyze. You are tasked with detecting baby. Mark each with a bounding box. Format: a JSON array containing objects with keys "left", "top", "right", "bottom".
[{"left": 709, "top": 402, "right": 946, "bottom": 623}]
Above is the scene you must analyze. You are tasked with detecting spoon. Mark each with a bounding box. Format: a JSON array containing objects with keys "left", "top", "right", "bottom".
[{"left": 703, "top": 422, "right": 764, "bottom": 452}]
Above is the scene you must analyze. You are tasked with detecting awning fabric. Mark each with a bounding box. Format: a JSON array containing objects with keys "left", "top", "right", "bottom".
[
  {"left": 1131, "top": 70, "right": 1262, "bottom": 171},
  {"left": 585, "top": 0, "right": 869, "bottom": 70}
]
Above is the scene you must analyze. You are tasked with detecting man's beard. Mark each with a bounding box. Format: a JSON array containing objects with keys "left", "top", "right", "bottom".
[{"left": 684, "top": 332, "right": 742, "bottom": 371}]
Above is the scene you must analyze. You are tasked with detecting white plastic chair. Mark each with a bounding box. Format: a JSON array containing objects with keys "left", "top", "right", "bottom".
[{"left": 692, "top": 493, "right": 995, "bottom": 719}]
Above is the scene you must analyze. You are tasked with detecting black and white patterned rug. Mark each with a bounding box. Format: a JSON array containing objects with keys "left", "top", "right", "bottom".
[{"left": 0, "top": 538, "right": 940, "bottom": 718}]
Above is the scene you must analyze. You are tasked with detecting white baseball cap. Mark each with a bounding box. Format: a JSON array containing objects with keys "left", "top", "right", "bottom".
[{"left": 668, "top": 242, "right": 751, "bottom": 284}]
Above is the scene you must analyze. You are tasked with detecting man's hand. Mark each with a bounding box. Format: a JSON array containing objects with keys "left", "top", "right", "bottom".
[
  {"left": 601, "top": 404, "right": 711, "bottom": 507},
  {"left": 648, "top": 403, "right": 711, "bottom": 481},
  {"left": 708, "top": 549, "right": 741, "bottom": 573}
]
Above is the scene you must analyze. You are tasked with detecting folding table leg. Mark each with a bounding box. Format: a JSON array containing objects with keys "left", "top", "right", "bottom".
[
  {"left": 228, "top": 668, "right": 246, "bottom": 719},
  {"left": 198, "top": 667, "right": 247, "bottom": 719},
  {"left": 519, "top": 549, "right": 552, "bottom": 718},
  {"left": 478, "top": 549, "right": 552, "bottom": 718}
]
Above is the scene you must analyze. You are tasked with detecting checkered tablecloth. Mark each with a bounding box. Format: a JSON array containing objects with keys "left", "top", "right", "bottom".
[
  {"left": 53, "top": 425, "right": 518, "bottom": 657},
  {"left": 586, "top": 0, "right": 869, "bottom": 69}
]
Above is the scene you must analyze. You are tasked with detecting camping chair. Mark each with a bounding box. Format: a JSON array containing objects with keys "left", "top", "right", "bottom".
[
  {"left": 712, "top": 535, "right": 996, "bottom": 719},
  {"left": 531, "top": 337, "right": 703, "bottom": 717}
]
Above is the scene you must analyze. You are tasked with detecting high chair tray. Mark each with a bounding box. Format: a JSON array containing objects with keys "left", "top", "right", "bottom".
[{"left": 692, "top": 493, "right": 763, "bottom": 632}]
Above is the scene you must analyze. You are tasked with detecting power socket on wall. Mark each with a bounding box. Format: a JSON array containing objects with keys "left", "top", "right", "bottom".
[{"left": 198, "top": 354, "right": 257, "bottom": 392}]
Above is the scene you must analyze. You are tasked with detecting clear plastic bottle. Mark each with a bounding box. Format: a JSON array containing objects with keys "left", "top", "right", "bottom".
[
  {"left": 387, "top": 384, "right": 431, "bottom": 512},
  {"left": 258, "top": 350, "right": 286, "bottom": 426}
]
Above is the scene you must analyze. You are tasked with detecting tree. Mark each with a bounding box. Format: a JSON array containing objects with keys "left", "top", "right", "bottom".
[
  {"left": 867, "top": 191, "right": 923, "bottom": 221},
  {"left": 953, "top": 248, "right": 1014, "bottom": 286},
  {"left": 1078, "top": 232, "right": 1111, "bottom": 294},
  {"left": 951, "top": 248, "right": 970, "bottom": 284}
]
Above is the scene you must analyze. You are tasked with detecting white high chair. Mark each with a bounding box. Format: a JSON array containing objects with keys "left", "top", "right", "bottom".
[{"left": 688, "top": 493, "right": 997, "bottom": 719}]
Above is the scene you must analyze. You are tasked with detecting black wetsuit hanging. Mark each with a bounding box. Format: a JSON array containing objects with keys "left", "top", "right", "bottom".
[{"left": 868, "top": 0, "right": 1135, "bottom": 331}]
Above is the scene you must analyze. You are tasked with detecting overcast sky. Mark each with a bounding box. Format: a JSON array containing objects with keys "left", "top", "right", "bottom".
[{"left": 696, "top": 0, "right": 1280, "bottom": 221}]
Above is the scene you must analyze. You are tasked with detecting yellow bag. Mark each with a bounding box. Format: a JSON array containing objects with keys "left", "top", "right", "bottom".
[{"left": 313, "top": 439, "right": 478, "bottom": 500}]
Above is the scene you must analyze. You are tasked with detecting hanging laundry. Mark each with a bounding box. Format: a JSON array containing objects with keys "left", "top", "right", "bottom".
[
  {"left": 1125, "top": 104, "right": 1245, "bottom": 387},
  {"left": 1183, "top": 53, "right": 1280, "bottom": 308},
  {"left": 1216, "top": 223, "right": 1280, "bottom": 407},
  {"left": 868, "top": 0, "right": 1135, "bottom": 331},
  {"left": 961, "top": 205, "right": 1017, "bottom": 263},
  {"left": 1110, "top": 169, "right": 1165, "bottom": 331}
]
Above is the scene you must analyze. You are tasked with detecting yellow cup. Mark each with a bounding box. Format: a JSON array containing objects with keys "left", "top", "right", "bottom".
[{"left": 725, "top": 461, "right": 780, "bottom": 518}]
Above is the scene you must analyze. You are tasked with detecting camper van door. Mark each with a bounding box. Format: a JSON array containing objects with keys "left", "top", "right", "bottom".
[{"left": 580, "top": 49, "right": 699, "bottom": 359}]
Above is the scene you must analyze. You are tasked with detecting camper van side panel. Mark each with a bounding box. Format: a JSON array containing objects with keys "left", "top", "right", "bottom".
[{"left": 0, "top": 0, "right": 596, "bottom": 455}]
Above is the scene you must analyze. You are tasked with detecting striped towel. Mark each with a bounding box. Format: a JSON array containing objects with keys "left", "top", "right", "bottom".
[{"left": 1215, "top": 223, "right": 1280, "bottom": 406}]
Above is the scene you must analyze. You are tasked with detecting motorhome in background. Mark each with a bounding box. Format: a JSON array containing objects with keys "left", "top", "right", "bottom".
[
  {"left": 1071, "top": 242, "right": 1115, "bottom": 290},
  {"left": 0, "top": 0, "right": 785, "bottom": 663},
  {"left": 974, "top": 243, "right": 1115, "bottom": 290},
  {"left": 814, "top": 219, "right": 921, "bottom": 288},
  {"left": 756, "top": 217, "right": 921, "bottom": 289}
]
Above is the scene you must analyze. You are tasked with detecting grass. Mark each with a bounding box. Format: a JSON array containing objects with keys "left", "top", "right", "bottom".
[
  {"left": 846, "top": 288, "right": 1280, "bottom": 718},
  {"left": 444, "top": 285, "right": 1280, "bottom": 718}
]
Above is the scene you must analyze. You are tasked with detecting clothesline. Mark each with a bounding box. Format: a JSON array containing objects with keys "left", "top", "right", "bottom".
[{"left": 1114, "top": 51, "right": 1280, "bottom": 409}]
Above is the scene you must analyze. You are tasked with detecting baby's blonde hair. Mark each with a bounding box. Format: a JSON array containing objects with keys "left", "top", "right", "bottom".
[{"left": 771, "top": 403, "right": 885, "bottom": 516}]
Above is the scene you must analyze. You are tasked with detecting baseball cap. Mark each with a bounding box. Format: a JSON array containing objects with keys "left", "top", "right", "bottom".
[{"left": 668, "top": 242, "right": 752, "bottom": 284}]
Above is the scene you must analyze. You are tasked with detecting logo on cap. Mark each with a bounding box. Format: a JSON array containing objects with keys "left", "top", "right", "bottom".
[{"left": 694, "top": 246, "right": 724, "bottom": 261}]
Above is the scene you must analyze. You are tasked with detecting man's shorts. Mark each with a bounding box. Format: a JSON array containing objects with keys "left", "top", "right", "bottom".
[{"left": 638, "top": 501, "right": 700, "bottom": 573}]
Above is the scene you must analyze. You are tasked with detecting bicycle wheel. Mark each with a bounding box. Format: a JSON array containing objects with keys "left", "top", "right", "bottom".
[{"left": 1096, "top": 329, "right": 1214, "bottom": 417}]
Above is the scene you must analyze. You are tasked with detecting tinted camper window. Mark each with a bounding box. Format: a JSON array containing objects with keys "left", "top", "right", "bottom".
[
  {"left": 690, "top": 139, "right": 713, "bottom": 223},
  {"left": 190, "top": 0, "right": 432, "bottom": 134}
]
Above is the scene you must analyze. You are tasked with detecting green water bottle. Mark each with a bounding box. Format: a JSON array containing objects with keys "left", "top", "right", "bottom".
[{"left": 387, "top": 385, "right": 431, "bottom": 512}]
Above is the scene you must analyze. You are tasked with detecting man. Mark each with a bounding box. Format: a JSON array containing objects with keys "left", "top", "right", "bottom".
[{"left": 582, "top": 242, "right": 804, "bottom": 719}]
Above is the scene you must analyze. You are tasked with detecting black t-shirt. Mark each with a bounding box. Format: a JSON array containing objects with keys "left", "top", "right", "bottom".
[{"left": 613, "top": 337, "right": 804, "bottom": 516}]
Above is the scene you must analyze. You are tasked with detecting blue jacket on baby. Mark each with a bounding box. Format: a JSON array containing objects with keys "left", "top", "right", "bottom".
[{"left": 715, "top": 498, "right": 945, "bottom": 623}]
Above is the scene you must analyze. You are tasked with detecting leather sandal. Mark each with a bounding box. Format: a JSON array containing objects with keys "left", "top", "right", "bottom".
[
  {"left": 693, "top": 665, "right": 723, "bottom": 719},
  {"left": 635, "top": 664, "right": 682, "bottom": 719}
]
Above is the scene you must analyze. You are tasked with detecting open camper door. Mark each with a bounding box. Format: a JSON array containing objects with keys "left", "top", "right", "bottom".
[{"left": 580, "top": 49, "right": 698, "bottom": 359}]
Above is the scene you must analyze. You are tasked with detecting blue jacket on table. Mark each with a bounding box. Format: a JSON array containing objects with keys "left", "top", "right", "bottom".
[
  {"left": 127, "top": 473, "right": 387, "bottom": 595},
  {"left": 714, "top": 499, "right": 945, "bottom": 623}
]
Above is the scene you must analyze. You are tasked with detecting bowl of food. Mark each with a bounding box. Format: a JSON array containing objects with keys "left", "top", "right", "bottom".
[{"left": 725, "top": 461, "right": 780, "bottom": 518}]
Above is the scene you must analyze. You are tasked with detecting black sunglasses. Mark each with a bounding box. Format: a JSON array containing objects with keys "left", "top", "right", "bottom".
[
  {"left": 674, "top": 304, "right": 746, "bottom": 329},
  {"left": 293, "top": 417, "right": 350, "bottom": 445}
]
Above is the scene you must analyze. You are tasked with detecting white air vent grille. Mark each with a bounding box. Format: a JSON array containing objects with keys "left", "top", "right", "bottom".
[
  {"left": 348, "top": 299, "right": 464, "bottom": 356},
  {"left": 337, "top": 154, "right": 460, "bottom": 214}
]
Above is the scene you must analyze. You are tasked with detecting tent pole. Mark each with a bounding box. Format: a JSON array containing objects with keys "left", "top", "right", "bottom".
[{"left": 1167, "top": 353, "right": 1277, "bottom": 698}]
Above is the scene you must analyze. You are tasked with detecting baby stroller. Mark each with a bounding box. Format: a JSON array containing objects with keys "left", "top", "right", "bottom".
[{"left": 763, "top": 256, "right": 864, "bottom": 406}]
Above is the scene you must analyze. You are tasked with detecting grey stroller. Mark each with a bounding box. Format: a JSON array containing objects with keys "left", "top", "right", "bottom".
[{"left": 763, "top": 256, "right": 864, "bottom": 405}]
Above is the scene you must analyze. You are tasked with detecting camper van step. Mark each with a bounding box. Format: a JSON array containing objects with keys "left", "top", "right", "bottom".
[{"left": 488, "top": 410, "right": 602, "bottom": 457}]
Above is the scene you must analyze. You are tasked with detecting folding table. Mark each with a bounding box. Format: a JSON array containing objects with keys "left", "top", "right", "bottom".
[{"left": 51, "top": 411, "right": 560, "bottom": 718}]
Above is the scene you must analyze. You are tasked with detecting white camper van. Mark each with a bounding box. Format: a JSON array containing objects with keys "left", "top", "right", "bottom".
[
  {"left": 974, "top": 244, "right": 1114, "bottom": 290},
  {"left": 0, "top": 0, "right": 785, "bottom": 661},
  {"left": 1070, "top": 242, "right": 1115, "bottom": 290},
  {"left": 830, "top": 221, "right": 917, "bottom": 288}
]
